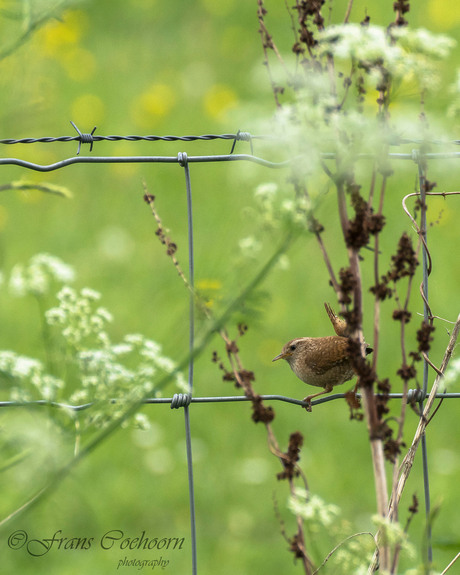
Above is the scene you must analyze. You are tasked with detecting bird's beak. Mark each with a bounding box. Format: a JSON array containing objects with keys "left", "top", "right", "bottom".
[{"left": 272, "top": 352, "right": 286, "bottom": 362}]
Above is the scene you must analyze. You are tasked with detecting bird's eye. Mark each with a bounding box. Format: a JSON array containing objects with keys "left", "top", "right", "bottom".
[{"left": 289, "top": 344, "right": 297, "bottom": 351}]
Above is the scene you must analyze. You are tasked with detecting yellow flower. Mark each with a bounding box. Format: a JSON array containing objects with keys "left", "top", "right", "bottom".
[
  {"left": 131, "top": 84, "right": 176, "bottom": 127},
  {"left": 196, "top": 279, "right": 223, "bottom": 291},
  {"left": 204, "top": 84, "right": 238, "bottom": 121},
  {"left": 40, "top": 10, "right": 88, "bottom": 56},
  {"left": 196, "top": 279, "right": 222, "bottom": 309}
]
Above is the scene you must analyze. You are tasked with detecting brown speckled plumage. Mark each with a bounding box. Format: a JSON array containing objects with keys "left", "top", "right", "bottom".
[
  {"left": 273, "top": 336, "right": 354, "bottom": 387},
  {"left": 272, "top": 303, "right": 372, "bottom": 410}
]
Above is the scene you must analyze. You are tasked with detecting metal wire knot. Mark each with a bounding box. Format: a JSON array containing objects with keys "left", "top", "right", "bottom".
[
  {"left": 230, "top": 129, "right": 253, "bottom": 155},
  {"left": 178, "top": 152, "right": 188, "bottom": 167},
  {"left": 170, "top": 393, "right": 192, "bottom": 409},
  {"left": 407, "top": 388, "right": 424, "bottom": 402},
  {"left": 71, "top": 121, "right": 97, "bottom": 155}
]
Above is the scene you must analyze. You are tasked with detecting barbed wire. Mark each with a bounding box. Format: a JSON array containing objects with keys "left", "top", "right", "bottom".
[
  {"left": 1, "top": 122, "right": 460, "bottom": 158},
  {"left": 1, "top": 134, "right": 245, "bottom": 144},
  {"left": 0, "top": 123, "right": 272, "bottom": 155}
]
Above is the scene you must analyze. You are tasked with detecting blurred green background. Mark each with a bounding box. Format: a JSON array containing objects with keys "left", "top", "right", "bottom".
[{"left": 1, "top": 1, "right": 460, "bottom": 573}]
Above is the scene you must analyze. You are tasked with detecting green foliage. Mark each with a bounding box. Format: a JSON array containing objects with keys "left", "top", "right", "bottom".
[{"left": 0, "top": 0, "right": 80, "bottom": 62}]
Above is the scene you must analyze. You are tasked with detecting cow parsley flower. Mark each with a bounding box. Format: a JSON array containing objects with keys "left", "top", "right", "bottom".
[
  {"left": 239, "top": 236, "right": 263, "bottom": 258},
  {"left": 441, "top": 357, "right": 460, "bottom": 390},
  {"left": 9, "top": 253, "right": 75, "bottom": 297},
  {"left": 2, "top": 255, "right": 188, "bottom": 434},
  {"left": 288, "top": 488, "right": 340, "bottom": 528},
  {"left": 317, "top": 24, "right": 455, "bottom": 92},
  {"left": 0, "top": 351, "right": 63, "bottom": 402}
]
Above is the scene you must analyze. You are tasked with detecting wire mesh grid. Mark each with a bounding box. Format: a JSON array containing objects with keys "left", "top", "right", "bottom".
[{"left": 1, "top": 125, "right": 460, "bottom": 574}]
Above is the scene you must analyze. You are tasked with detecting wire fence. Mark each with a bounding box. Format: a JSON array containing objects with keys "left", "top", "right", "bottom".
[{"left": 1, "top": 124, "right": 460, "bottom": 574}]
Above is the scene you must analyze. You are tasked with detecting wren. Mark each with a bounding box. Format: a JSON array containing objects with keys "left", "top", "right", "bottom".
[{"left": 272, "top": 303, "right": 372, "bottom": 410}]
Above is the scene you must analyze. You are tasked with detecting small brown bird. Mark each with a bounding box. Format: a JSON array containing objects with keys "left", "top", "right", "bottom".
[{"left": 272, "top": 303, "right": 372, "bottom": 410}]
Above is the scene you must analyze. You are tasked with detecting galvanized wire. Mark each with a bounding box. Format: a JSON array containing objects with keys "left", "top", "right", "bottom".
[
  {"left": 1, "top": 124, "right": 460, "bottom": 172},
  {"left": 0, "top": 125, "right": 271, "bottom": 155},
  {"left": 179, "top": 152, "right": 198, "bottom": 575},
  {"left": 1, "top": 392, "right": 458, "bottom": 411},
  {"left": 415, "top": 152, "right": 433, "bottom": 565},
  {"left": 0, "top": 154, "right": 293, "bottom": 171},
  {"left": 0, "top": 133, "right": 245, "bottom": 144},
  {"left": 0, "top": 123, "right": 458, "bottom": 151},
  {"left": 2, "top": 152, "right": 460, "bottom": 173}
]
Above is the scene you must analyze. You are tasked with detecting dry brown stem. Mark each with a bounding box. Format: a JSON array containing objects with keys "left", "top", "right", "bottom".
[{"left": 388, "top": 313, "right": 460, "bottom": 519}]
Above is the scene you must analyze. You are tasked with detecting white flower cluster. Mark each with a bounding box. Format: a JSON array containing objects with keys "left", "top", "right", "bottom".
[
  {"left": 271, "top": 24, "right": 455, "bottom": 167},
  {"left": 441, "top": 356, "right": 460, "bottom": 390},
  {"left": 372, "top": 514, "right": 415, "bottom": 559},
  {"left": 1, "top": 254, "right": 187, "bottom": 432},
  {"left": 392, "top": 26, "right": 455, "bottom": 61},
  {"left": 44, "top": 287, "right": 188, "bottom": 424},
  {"left": 46, "top": 286, "right": 113, "bottom": 349},
  {"left": 288, "top": 488, "right": 340, "bottom": 528},
  {"left": 273, "top": 90, "right": 337, "bottom": 163},
  {"left": 71, "top": 332, "right": 188, "bottom": 407},
  {"left": 8, "top": 253, "right": 75, "bottom": 297},
  {"left": 331, "top": 533, "right": 377, "bottom": 575},
  {"left": 448, "top": 69, "right": 460, "bottom": 119},
  {"left": 318, "top": 24, "right": 455, "bottom": 90},
  {"left": 253, "top": 182, "right": 281, "bottom": 231},
  {"left": 249, "top": 181, "right": 319, "bottom": 239},
  {"left": 239, "top": 236, "right": 262, "bottom": 259},
  {"left": 0, "top": 350, "right": 63, "bottom": 402}
]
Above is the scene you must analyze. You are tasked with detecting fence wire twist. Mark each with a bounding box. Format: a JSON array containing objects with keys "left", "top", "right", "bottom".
[{"left": 1, "top": 125, "right": 460, "bottom": 574}]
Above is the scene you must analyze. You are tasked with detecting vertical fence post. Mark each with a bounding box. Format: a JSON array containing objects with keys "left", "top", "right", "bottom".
[
  {"left": 178, "top": 152, "right": 198, "bottom": 575},
  {"left": 415, "top": 150, "right": 433, "bottom": 567}
]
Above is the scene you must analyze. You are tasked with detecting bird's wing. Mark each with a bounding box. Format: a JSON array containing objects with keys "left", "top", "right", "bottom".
[{"left": 307, "top": 336, "right": 351, "bottom": 375}]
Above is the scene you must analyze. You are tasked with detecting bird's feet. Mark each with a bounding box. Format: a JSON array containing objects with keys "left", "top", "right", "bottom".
[
  {"left": 302, "top": 397, "right": 313, "bottom": 412},
  {"left": 302, "top": 385, "right": 333, "bottom": 412}
]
